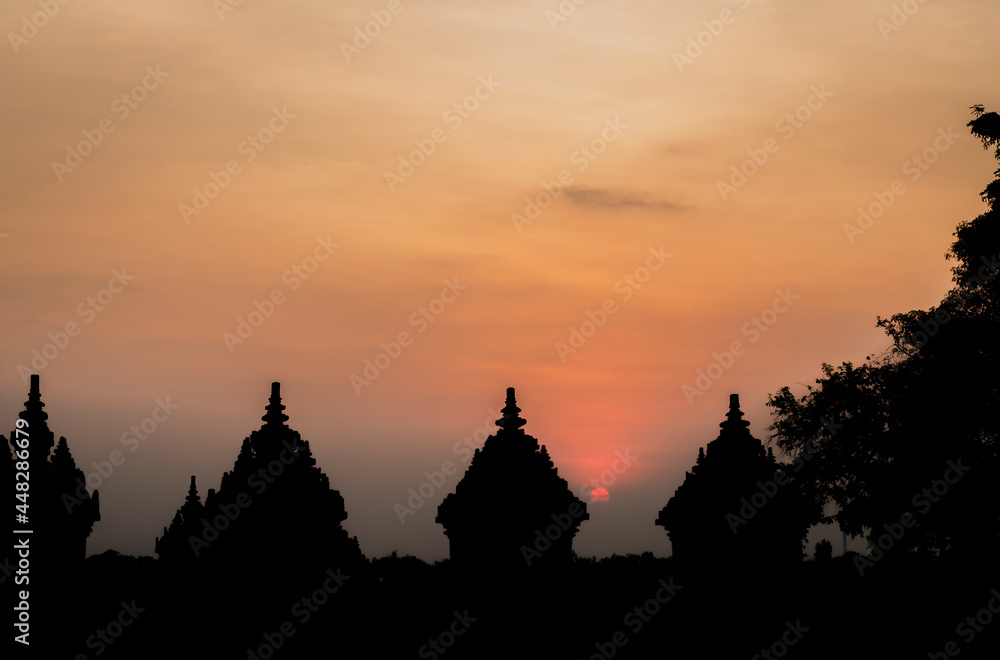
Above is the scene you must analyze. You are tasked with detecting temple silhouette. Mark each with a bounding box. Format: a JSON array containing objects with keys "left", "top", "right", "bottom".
[
  {"left": 155, "top": 381, "right": 363, "bottom": 573},
  {"left": 147, "top": 382, "right": 366, "bottom": 659},
  {"left": 656, "top": 394, "right": 815, "bottom": 574},
  {"left": 437, "top": 387, "right": 589, "bottom": 572},
  {"left": 9, "top": 375, "right": 100, "bottom": 564},
  {"left": 7, "top": 380, "right": 1000, "bottom": 659},
  {"left": 7, "top": 375, "right": 100, "bottom": 653}
]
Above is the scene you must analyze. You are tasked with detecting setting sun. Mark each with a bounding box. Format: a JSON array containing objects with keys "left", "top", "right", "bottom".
[{"left": 590, "top": 487, "right": 610, "bottom": 503}]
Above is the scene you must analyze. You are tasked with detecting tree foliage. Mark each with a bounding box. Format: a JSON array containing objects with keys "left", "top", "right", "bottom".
[{"left": 767, "top": 106, "right": 1000, "bottom": 556}]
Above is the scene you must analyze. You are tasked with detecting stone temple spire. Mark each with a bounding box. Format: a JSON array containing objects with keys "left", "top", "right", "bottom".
[
  {"left": 495, "top": 387, "right": 527, "bottom": 432},
  {"left": 185, "top": 476, "right": 201, "bottom": 505},
  {"left": 180, "top": 476, "right": 203, "bottom": 524},
  {"left": 261, "top": 382, "right": 289, "bottom": 428},
  {"left": 23, "top": 374, "right": 48, "bottom": 421},
  {"left": 439, "top": 387, "right": 588, "bottom": 572},
  {"left": 21, "top": 374, "right": 55, "bottom": 469},
  {"left": 656, "top": 393, "right": 815, "bottom": 573},
  {"left": 10, "top": 375, "right": 99, "bottom": 567},
  {"left": 155, "top": 380, "right": 363, "bottom": 579},
  {"left": 721, "top": 393, "right": 751, "bottom": 432}
]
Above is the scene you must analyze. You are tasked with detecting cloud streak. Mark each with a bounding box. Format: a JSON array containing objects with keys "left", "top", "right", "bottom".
[{"left": 564, "top": 187, "right": 686, "bottom": 212}]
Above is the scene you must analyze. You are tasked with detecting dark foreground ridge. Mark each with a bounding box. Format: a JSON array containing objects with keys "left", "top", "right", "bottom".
[{"left": 6, "top": 377, "right": 1000, "bottom": 659}]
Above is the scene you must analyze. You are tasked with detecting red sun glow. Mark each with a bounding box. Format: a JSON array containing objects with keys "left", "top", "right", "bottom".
[{"left": 590, "top": 488, "right": 610, "bottom": 503}]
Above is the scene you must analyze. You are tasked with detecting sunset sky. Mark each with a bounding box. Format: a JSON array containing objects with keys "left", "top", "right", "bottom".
[{"left": 3, "top": 0, "right": 998, "bottom": 561}]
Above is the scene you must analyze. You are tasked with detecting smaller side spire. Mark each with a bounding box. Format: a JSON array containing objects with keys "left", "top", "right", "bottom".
[
  {"left": 495, "top": 387, "right": 527, "bottom": 431},
  {"left": 179, "top": 475, "right": 203, "bottom": 528},
  {"left": 51, "top": 436, "right": 77, "bottom": 471},
  {"left": 185, "top": 476, "right": 201, "bottom": 506},
  {"left": 296, "top": 439, "right": 316, "bottom": 468},
  {"left": 539, "top": 444, "right": 553, "bottom": 468}
]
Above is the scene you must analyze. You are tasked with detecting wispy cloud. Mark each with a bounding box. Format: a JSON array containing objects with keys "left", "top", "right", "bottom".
[{"left": 564, "top": 187, "right": 686, "bottom": 211}]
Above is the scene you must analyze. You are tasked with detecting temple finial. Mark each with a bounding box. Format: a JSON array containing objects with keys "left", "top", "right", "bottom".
[
  {"left": 720, "top": 393, "right": 751, "bottom": 431},
  {"left": 186, "top": 476, "right": 200, "bottom": 504},
  {"left": 179, "top": 475, "right": 203, "bottom": 524},
  {"left": 22, "top": 373, "right": 47, "bottom": 421},
  {"left": 495, "top": 387, "right": 527, "bottom": 431},
  {"left": 262, "top": 381, "right": 289, "bottom": 426}
]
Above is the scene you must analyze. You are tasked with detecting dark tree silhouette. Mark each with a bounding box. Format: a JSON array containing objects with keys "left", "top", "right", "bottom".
[{"left": 767, "top": 106, "right": 1000, "bottom": 559}]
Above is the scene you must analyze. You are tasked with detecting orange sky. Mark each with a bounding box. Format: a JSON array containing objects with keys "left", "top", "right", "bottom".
[{"left": 3, "top": 0, "right": 998, "bottom": 560}]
